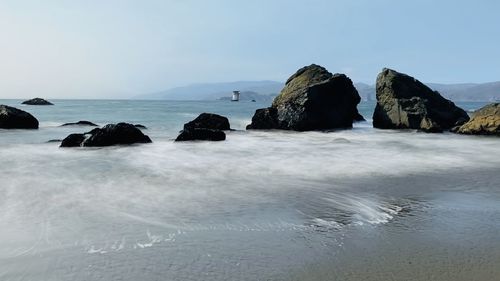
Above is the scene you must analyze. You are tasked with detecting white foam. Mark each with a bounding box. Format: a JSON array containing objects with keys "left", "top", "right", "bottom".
[
  {"left": 312, "top": 218, "right": 343, "bottom": 229},
  {"left": 1, "top": 118, "right": 499, "bottom": 258},
  {"left": 323, "top": 194, "right": 402, "bottom": 225}
]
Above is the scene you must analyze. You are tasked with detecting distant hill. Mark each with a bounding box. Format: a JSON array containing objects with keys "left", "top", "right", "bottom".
[
  {"left": 218, "top": 91, "right": 277, "bottom": 102},
  {"left": 136, "top": 80, "right": 500, "bottom": 102},
  {"left": 428, "top": 82, "right": 500, "bottom": 101},
  {"left": 354, "top": 83, "right": 376, "bottom": 101},
  {"left": 136, "top": 81, "right": 283, "bottom": 101},
  {"left": 355, "top": 82, "right": 500, "bottom": 102}
]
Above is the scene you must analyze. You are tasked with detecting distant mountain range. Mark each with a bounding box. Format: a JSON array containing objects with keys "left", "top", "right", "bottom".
[
  {"left": 428, "top": 82, "right": 500, "bottom": 102},
  {"left": 355, "top": 82, "right": 500, "bottom": 102},
  {"left": 136, "top": 80, "right": 500, "bottom": 102},
  {"left": 137, "top": 81, "right": 283, "bottom": 101}
]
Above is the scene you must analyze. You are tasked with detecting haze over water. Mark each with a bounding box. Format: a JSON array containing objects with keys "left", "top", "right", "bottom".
[{"left": 1, "top": 100, "right": 499, "bottom": 280}]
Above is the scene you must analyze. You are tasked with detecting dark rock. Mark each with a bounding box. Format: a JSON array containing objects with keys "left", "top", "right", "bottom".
[
  {"left": 183, "top": 113, "right": 230, "bottom": 131},
  {"left": 22, "top": 98, "right": 54, "bottom": 105},
  {"left": 175, "top": 113, "right": 230, "bottom": 141},
  {"left": 61, "top": 121, "right": 98, "bottom": 127},
  {"left": 60, "top": 134, "right": 86, "bottom": 147},
  {"left": 0, "top": 105, "right": 39, "bottom": 129},
  {"left": 83, "top": 123, "right": 152, "bottom": 147},
  {"left": 452, "top": 103, "right": 500, "bottom": 135},
  {"left": 134, "top": 124, "right": 147, "bottom": 129},
  {"left": 373, "top": 68, "right": 469, "bottom": 132},
  {"left": 175, "top": 128, "right": 226, "bottom": 141},
  {"left": 60, "top": 122, "right": 152, "bottom": 147},
  {"left": 47, "top": 139, "right": 62, "bottom": 143},
  {"left": 247, "top": 64, "right": 363, "bottom": 131},
  {"left": 246, "top": 107, "right": 279, "bottom": 129}
]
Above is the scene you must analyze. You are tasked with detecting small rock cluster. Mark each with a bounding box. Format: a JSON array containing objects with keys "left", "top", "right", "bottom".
[{"left": 60, "top": 122, "right": 152, "bottom": 147}]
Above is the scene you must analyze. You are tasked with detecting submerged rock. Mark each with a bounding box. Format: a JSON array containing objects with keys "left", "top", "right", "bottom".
[
  {"left": 60, "top": 122, "right": 152, "bottom": 147},
  {"left": 22, "top": 98, "right": 54, "bottom": 105},
  {"left": 61, "top": 120, "right": 98, "bottom": 127},
  {"left": 134, "top": 124, "right": 147, "bottom": 129},
  {"left": 373, "top": 68, "right": 469, "bottom": 132},
  {"left": 0, "top": 105, "right": 39, "bottom": 129},
  {"left": 175, "top": 113, "right": 229, "bottom": 141},
  {"left": 247, "top": 64, "right": 363, "bottom": 131},
  {"left": 452, "top": 103, "right": 500, "bottom": 135}
]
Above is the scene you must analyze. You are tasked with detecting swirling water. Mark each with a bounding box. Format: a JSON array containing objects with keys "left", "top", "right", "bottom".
[{"left": 0, "top": 99, "right": 499, "bottom": 280}]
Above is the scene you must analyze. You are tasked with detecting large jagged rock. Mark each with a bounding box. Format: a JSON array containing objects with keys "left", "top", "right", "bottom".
[
  {"left": 246, "top": 64, "right": 363, "bottom": 131},
  {"left": 0, "top": 105, "right": 39, "bottom": 129},
  {"left": 175, "top": 113, "right": 229, "bottom": 141},
  {"left": 22, "top": 98, "right": 53, "bottom": 105},
  {"left": 373, "top": 68, "right": 469, "bottom": 132},
  {"left": 60, "top": 122, "right": 152, "bottom": 147},
  {"left": 452, "top": 103, "right": 500, "bottom": 135}
]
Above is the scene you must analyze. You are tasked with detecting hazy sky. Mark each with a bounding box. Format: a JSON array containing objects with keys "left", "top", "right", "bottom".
[{"left": 1, "top": 0, "right": 499, "bottom": 99}]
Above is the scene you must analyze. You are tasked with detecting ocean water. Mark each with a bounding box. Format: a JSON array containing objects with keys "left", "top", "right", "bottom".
[{"left": 0, "top": 99, "right": 499, "bottom": 281}]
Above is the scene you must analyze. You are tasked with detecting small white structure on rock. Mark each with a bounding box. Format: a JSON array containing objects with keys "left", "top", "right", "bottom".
[{"left": 232, "top": 91, "right": 240, "bottom": 102}]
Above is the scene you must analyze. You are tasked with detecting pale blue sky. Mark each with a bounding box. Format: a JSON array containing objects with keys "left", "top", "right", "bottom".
[{"left": 0, "top": 0, "right": 499, "bottom": 98}]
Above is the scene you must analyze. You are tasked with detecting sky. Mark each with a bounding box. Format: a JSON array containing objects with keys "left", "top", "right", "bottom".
[{"left": 0, "top": 0, "right": 499, "bottom": 99}]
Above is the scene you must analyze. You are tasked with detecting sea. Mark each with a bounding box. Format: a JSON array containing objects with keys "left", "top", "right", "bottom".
[{"left": 0, "top": 99, "right": 499, "bottom": 281}]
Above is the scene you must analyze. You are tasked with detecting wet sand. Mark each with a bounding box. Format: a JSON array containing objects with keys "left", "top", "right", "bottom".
[{"left": 288, "top": 168, "right": 500, "bottom": 281}]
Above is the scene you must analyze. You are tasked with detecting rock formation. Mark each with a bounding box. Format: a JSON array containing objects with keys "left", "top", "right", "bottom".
[
  {"left": 183, "top": 113, "right": 230, "bottom": 131},
  {"left": 452, "top": 103, "right": 499, "bottom": 135},
  {"left": 60, "top": 134, "right": 87, "bottom": 147},
  {"left": 22, "top": 98, "right": 54, "bottom": 105},
  {"left": 373, "top": 68, "right": 469, "bottom": 132},
  {"left": 175, "top": 113, "right": 229, "bottom": 141},
  {"left": 0, "top": 105, "right": 39, "bottom": 129},
  {"left": 60, "top": 122, "right": 152, "bottom": 147},
  {"left": 247, "top": 107, "right": 280, "bottom": 130},
  {"left": 247, "top": 64, "right": 363, "bottom": 131}
]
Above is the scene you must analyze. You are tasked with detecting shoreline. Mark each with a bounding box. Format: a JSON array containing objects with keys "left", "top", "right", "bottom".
[{"left": 0, "top": 99, "right": 499, "bottom": 280}]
